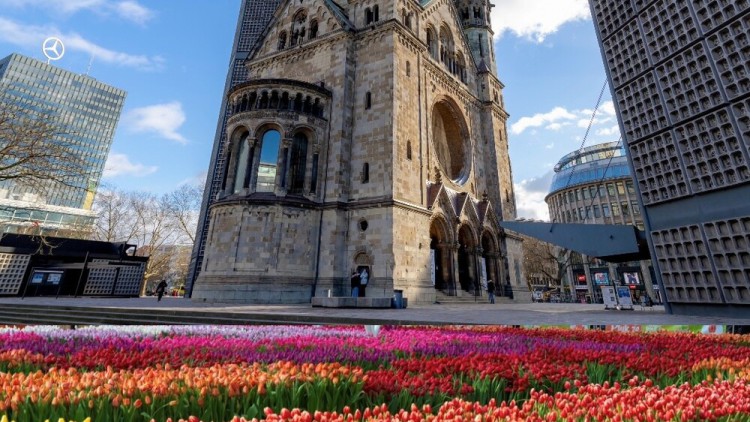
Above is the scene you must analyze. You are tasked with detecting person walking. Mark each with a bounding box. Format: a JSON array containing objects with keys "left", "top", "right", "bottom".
[
  {"left": 350, "top": 270, "right": 361, "bottom": 298},
  {"left": 487, "top": 279, "right": 496, "bottom": 304},
  {"left": 359, "top": 268, "right": 369, "bottom": 297},
  {"left": 155, "top": 280, "right": 168, "bottom": 302}
]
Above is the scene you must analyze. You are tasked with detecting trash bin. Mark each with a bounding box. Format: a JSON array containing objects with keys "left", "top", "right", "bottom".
[{"left": 393, "top": 290, "right": 404, "bottom": 309}]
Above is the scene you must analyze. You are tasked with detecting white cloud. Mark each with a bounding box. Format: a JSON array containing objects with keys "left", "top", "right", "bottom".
[
  {"left": 596, "top": 125, "right": 621, "bottom": 137},
  {"left": 113, "top": 1, "right": 154, "bottom": 25},
  {"left": 511, "top": 106, "right": 577, "bottom": 135},
  {"left": 577, "top": 116, "right": 613, "bottom": 128},
  {"left": 514, "top": 172, "right": 554, "bottom": 221},
  {"left": 600, "top": 100, "right": 617, "bottom": 116},
  {"left": 0, "top": 17, "right": 164, "bottom": 71},
  {"left": 104, "top": 153, "right": 158, "bottom": 178},
  {"left": 124, "top": 102, "right": 188, "bottom": 144},
  {"left": 0, "top": 0, "right": 155, "bottom": 25},
  {"left": 545, "top": 143, "right": 554, "bottom": 149},
  {"left": 490, "top": 0, "right": 591, "bottom": 42}
]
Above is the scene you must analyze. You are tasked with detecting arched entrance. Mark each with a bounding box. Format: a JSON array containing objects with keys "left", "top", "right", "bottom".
[
  {"left": 457, "top": 224, "right": 477, "bottom": 294},
  {"left": 429, "top": 217, "right": 454, "bottom": 294}
]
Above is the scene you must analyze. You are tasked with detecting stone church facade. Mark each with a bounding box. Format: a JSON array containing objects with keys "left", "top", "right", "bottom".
[{"left": 191, "top": 0, "right": 525, "bottom": 304}]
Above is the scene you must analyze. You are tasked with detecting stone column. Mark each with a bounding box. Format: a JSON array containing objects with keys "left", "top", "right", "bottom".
[
  {"left": 584, "top": 255, "right": 594, "bottom": 302},
  {"left": 451, "top": 242, "right": 461, "bottom": 296},
  {"left": 473, "top": 247, "right": 483, "bottom": 296},
  {"left": 277, "top": 138, "right": 292, "bottom": 195},
  {"left": 641, "top": 260, "right": 656, "bottom": 301}
]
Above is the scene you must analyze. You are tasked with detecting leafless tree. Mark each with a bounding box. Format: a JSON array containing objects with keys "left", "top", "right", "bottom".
[
  {"left": 165, "top": 183, "right": 202, "bottom": 244},
  {"left": 91, "top": 184, "right": 203, "bottom": 294},
  {"left": 522, "top": 236, "right": 572, "bottom": 290},
  {"left": 0, "top": 90, "right": 92, "bottom": 198}
]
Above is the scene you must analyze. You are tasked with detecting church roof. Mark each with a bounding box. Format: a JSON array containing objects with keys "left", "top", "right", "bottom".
[
  {"left": 477, "top": 59, "right": 491, "bottom": 74},
  {"left": 325, "top": 0, "right": 354, "bottom": 31}
]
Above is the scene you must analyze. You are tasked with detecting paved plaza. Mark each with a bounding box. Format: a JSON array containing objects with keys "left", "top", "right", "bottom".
[{"left": 1, "top": 296, "right": 749, "bottom": 326}]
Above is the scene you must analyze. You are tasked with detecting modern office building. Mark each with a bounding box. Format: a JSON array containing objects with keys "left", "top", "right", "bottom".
[
  {"left": 546, "top": 142, "right": 658, "bottom": 303},
  {"left": 189, "top": 0, "right": 524, "bottom": 304},
  {"left": 186, "top": 0, "right": 282, "bottom": 297},
  {"left": 589, "top": 1, "right": 750, "bottom": 315},
  {"left": 0, "top": 53, "right": 126, "bottom": 235}
]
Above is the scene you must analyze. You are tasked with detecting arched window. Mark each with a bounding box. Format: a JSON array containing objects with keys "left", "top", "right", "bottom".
[
  {"left": 289, "top": 132, "right": 309, "bottom": 194},
  {"left": 232, "top": 131, "right": 252, "bottom": 194},
  {"left": 310, "top": 20, "right": 318, "bottom": 39},
  {"left": 426, "top": 27, "right": 438, "bottom": 60},
  {"left": 439, "top": 27, "right": 454, "bottom": 70},
  {"left": 373, "top": 5, "right": 379, "bottom": 22},
  {"left": 365, "top": 91, "right": 372, "bottom": 109},
  {"left": 406, "top": 61, "right": 411, "bottom": 77},
  {"left": 406, "top": 140, "right": 412, "bottom": 160},
  {"left": 257, "top": 130, "right": 281, "bottom": 192},
  {"left": 278, "top": 31, "right": 287, "bottom": 50},
  {"left": 365, "top": 8, "right": 373, "bottom": 24},
  {"left": 221, "top": 150, "right": 232, "bottom": 191},
  {"left": 362, "top": 163, "right": 370, "bottom": 183}
]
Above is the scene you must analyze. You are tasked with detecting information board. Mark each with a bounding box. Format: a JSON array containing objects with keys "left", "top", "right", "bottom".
[
  {"left": 616, "top": 286, "right": 634, "bottom": 308},
  {"left": 601, "top": 286, "right": 617, "bottom": 308}
]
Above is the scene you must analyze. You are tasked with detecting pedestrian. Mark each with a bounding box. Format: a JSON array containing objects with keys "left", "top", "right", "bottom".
[
  {"left": 487, "top": 279, "right": 496, "bottom": 304},
  {"left": 155, "top": 280, "right": 168, "bottom": 302},
  {"left": 350, "top": 270, "right": 360, "bottom": 298},
  {"left": 359, "top": 268, "right": 369, "bottom": 297}
]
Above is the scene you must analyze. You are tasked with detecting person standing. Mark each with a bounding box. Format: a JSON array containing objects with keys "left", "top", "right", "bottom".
[
  {"left": 155, "top": 280, "right": 168, "bottom": 302},
  {"left": 359, "top": 268, "right": 369, "bottom": 297},
  {"left": 350, "top": 270, "right": 361, "bottom": 298},
  {"left": 487, "top": 279, "right": 496, "bottom": 304}
]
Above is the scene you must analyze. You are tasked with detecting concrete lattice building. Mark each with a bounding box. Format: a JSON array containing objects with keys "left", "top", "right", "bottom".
[
  {"left": 0, "top": 53, "right": 126, "bottom": 235},
  {"left": 191, "top": 0, "right": 524, "bottom": 304},
  {"left": 589, "top": 0, "right": 750, "bottom": 315},
  {"left": 546, "top": 142, "right": 658, "bottom": 303}
]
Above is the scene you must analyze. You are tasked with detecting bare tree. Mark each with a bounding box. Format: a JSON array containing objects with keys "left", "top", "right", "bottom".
[
  {"left": 165, "top": 183, "right": 202, "bottom": 244},
  {"left": 522, "top": 236, "right": 572, "bottom": 290},
  {"left": 0, "top": 90, "right": 92, "bottom": 197},
  {"left": 91, "top": 184, "right": 203, "bottom": 295},
  {"left": 91, "top": 185, "right": 140, "bottom": 242}
]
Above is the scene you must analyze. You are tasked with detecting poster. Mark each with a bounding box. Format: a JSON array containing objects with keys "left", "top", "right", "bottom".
[
  {"left": 601, "top": 286, "right": 617, "bottom": 308},
  {"left": 623, "top": 272, "right": 640, "bottom": 285},
  {"left": 594, "top": 272, "right": 609, "bottom": 285},
  {"left": 616, "top": 286, "right": 634, "bottom": 307},
  {"left": 479, "top": 257, "right": 487, "bottom": 288},
  {"left": 30, "top": 273, "right": 44, "bottom": 284},
  {"left": 429, "top": 250, "right": 435, "bottom": 286},
  {"left": 47, "top": 272, "right": 62, "bottom": 285}
]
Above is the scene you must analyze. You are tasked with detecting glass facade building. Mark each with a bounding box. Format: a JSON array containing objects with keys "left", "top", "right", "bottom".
[
  {"left": 186, "top": 0, "right": 282, "bottom": 296},
  {"left": 546, "top": 142, "right": 657, "bottom": 304},
  {"left": 589, "top": 0, "right": 750, "bottom": 316},
  {"left": 0, "top": 53, "right": 126, "bottom": 233}
]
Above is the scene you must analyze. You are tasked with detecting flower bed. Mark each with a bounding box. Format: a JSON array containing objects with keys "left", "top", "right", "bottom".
[{"left": 1, "top": 325, "right": 749, "bottom": 421}]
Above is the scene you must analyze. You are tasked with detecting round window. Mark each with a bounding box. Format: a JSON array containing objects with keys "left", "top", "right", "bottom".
[{"left": 431, "top": 99, "right": 469, "bottom": 183}]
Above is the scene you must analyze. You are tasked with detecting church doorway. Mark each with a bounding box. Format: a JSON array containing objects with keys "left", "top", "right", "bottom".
[
  {"left": 429, "top": 217, "right": 454, "bottom": 294},
  {"left": 457, "top": 225, "right": 477, "bottom": 294}
]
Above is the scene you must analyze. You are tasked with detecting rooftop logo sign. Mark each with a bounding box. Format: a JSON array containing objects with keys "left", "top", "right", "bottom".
[{"left": 42, "top": 37, "right": 65, "bottom": 63}]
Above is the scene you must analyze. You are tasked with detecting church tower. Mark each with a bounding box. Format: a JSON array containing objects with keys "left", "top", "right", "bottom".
[
  {"left": 455, "top": 0, "right": 496, "bottom": 77},
  {"left": 190, "top": 0, "right": 526, "bottom": 304}
]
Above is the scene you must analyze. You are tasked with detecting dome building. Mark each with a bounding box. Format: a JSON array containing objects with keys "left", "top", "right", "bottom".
[{"left": 545, "top": 142, "right": 658, "bottom": 303}]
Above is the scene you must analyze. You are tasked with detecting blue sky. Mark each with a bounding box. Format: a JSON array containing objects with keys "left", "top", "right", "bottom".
[{"left": 0, "top": 0, "right": 622, "bottom": 221}]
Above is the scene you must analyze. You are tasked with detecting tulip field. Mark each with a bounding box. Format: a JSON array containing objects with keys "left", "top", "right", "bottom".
[{"left": 2, "top": 325, "right": 750, "bottom": 422}]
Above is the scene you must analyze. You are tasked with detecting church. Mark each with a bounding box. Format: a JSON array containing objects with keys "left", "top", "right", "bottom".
[{"left": 191, "top": 0, "right": 525, "bottom": 304}]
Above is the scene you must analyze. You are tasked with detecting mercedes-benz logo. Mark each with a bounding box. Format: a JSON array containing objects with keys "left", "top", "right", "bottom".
[{"left": 42, "top": 37, "right": 65, "bottom": 62}]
